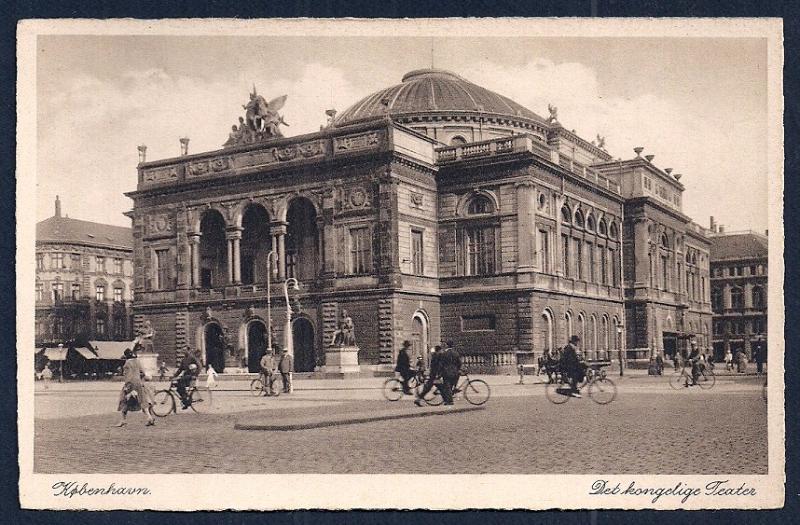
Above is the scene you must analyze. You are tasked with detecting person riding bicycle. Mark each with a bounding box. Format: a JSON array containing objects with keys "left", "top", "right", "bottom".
[
  {"left": 686, "top": 341, "right": 702, "bottom": 386},
  {"left": 394, "top": 340, "right": 414, "bottom": 395},
  {"left": 415, "top": 345, "right": 442, "bottom": 406},
  {"left": 560, "top": 335, "right": 587, "bottom": 398},
  {"left": 259, "top": 347, "right": 276, "bottom": 394},
  {"left": 172, "top": 349, "right": 202, "bottom": 409}
]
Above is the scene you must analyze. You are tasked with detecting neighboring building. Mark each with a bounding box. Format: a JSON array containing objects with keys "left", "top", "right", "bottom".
[
  {"left": 708, "top": 222, "right": 768, "bottom": 362},
  {"left": 127, "top": 68, "right": 710, "bottom": 373},
  {"left": 35, "top": 197, "right": 135, "bottom": 346}
]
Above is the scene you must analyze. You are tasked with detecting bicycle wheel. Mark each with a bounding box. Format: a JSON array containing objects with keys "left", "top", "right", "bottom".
[
  {"left": 268, "top": 376, "right": 282, "bottom": 397},
  {"left": 250, "top": 378, "right": 265, "bottom": 397},
  {"left": 408, "top": 375, "right": 419, "bottom": 391},
  {"left": 545, "top": 380, "right": 571, "bottom": 404},
  {"left": 762, "top": 378, "right": 767, "bottom": 403},
  {"left": 189, "top": 387, "right": 212, "bottom": 413},
  {"left": 697, "top": 369, "right": 716, "bottom": 390},
  {"left": 382, "top": 378, "right": 404, "bottom": 401},
  {"left": 152, "top": 390, "right": 175, "bottom": 417},
  {"left": 588, "top": 377, "right": 617, "bottom": 405},
  {"left": 669, "top": 372, "right": 687, "bottom": 390},
  {"left": 463, "top": 379, "right": 490, "bottom": 406}
]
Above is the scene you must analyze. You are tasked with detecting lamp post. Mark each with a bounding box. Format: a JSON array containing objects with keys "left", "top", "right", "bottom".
[
  {"left": 265, "top": 250, "right": 276, "bottom": 354},
  {"left": 58, "top": 343, "right": 64, "bottom": 383},
  {"left": 284, "top": 277, "right": 300, "bottom": 393},
  {"left": 616, "top": 325, "right": 624, "bottom": 377}
]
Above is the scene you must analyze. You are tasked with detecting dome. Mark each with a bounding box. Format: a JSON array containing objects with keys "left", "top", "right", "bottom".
[{"left": 335, "top": 69, "right": 547, "bottom": 126}]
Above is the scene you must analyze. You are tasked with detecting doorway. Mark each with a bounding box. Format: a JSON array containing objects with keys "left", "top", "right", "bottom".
[
  {"left": 411, "top": 312, "right": 429, "bottom": 367},
  {"left": 247, "top": 321, "right": 267, "bottom": 373},
  {"left": 292, "top": 318, "right": 316, "bottom": 372},
  {"left": 662, "top": 332, "right": 677, "bottom": 360},
  {"left": 204, "top": 322, "right": 226, "bottom": 373}
]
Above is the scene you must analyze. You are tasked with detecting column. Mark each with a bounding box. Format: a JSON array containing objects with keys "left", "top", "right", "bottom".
[
  {"left": 515, "top": 180, "right": 536, "bottom": 272},
  {"left": 227, "top": 228, "right": 242, "bottom": 284},
  {"left": 633, "top": 218, "right": 649, "bottom": 287},
  {"left": 272, "top": 222, "right": 287, "bottom": 279},
  {"left": 226, "top": 234, "right": 234, "bottom": 284},
  {"left": 189, "top": 233, "right": 200, "bottom": 287},
  {"left": 554, "top": 195, "right": 564, "bottom": 277}
]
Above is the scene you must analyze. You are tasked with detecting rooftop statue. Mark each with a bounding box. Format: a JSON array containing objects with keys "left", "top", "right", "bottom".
[
  {"left": 223, "top": 86, "right": 289, "bottom": 147},
  {"left": 547, "top": 104, "right": 559, "bottom": 124},
  {"left": 596, "top": 134, "right": 606, "bottom": 150}
]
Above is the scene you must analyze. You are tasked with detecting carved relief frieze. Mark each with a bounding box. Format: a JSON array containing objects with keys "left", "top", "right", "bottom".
[
  {"left": 334, "top": 132, "right": 380, "bottom": 152},
  {"left": 232, "top": 140, "right": 327, "bottom": 171},
  {"left": 409, "top": 191, "right": 424, "bottom": 209},
  {"left": 187, "top": 157, "right": 233, "bottom": 178},
  {"left": 142, "top": 166, "right": 178, "bottom": 184},
  {"left": 146, "top": 213, "right": 174, "bottom": 236},
  {"left": 338, "top": 185, "right": 372, "bottom": 213}
]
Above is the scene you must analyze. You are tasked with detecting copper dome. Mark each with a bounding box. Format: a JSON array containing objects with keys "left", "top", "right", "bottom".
[{"left": 335, "top": 69, "right": 547, "bottom": 126}]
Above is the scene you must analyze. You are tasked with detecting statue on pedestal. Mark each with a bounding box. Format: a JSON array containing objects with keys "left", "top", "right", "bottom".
[
  {"left": 332, "top": 309, "right": 356, "bottom": 347},
  {"left": 134, "top": 320, "right": 155, "bottom": 353}
]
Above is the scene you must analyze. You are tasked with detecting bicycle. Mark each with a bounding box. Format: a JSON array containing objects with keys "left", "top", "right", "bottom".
[
  {"left": 545, "top": 367, "right": 617, "bottom": 405},
  {"left": 152, "top": 379, "right": 212, "bottom": 416},
  {"left": 669, "top": 361, "right": 715, "bottom": 390},
  {"left": 382, "top": 369, "right": 425, "bottom": 401},
  {"left": 421, "top": 371, "right": 490, "bottom": 406},
  {"left": 762, "top": 375, "right": 768, "bottom": 403},
  {"left": 250, "top": 372, "right": 282, "bottom": 397}
]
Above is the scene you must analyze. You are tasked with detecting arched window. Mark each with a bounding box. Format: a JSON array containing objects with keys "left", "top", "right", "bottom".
[
  {"left": 609, "top": 221, "right": 618, "bottom": 239},
  {"left": 589, "top": 314, "right": 598, "bottom": 360},
  {"left": 601, "top": 315, "right": 609, "bottom": 359},
  {"left": 450, "top": 135, "right": 467, "bottom": 146},
  {"left": 574, "top": 210, "right": 585, "bottom": 228},
  {"left": 577, "top": 313, "right": 586, "bottom": 350},
  {"left": 598, "top": 219, "right": 608, "bottom": 236},
  {"left": 541, "top": 309, "right": 554, "bottom": 355},
  {"left": 564, "top": 311, "right": 573, "bottom": 343},
  {"left": 752, "top": 286, "right": 765, "bottom": 309},
  {"left": 612, "top": 317, "right": 621, "bottom": 351},
  {"left": 660, "top": 233, "right": 669, "bottom": 249},
  {"left": 730, "top": 286, "right": 744, "bottom": 310},
  {"left": 467, "top": 195, "right": 493, "bottom": 215},
  {"left": 561, "top": 205, "right": 572, "bottom": 224},
  {"left": 586, "top": 214, "right": 596, "bottom": 232}
]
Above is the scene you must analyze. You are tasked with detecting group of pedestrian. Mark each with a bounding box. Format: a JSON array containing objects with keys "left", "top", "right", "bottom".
[
  {"left": 259, "top": 344, "right": 294, "bottom": 394},
  {"left": 393, "top": 340, "right": 462, "bottom": 406}
]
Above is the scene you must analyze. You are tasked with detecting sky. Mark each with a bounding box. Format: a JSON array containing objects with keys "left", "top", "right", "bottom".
[{"left": 36, "top": 34, "right": 769, "bottom": 232}]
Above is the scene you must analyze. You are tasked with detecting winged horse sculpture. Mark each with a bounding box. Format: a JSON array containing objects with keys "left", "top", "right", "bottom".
[{"left": 243, "top": 86, "right": 289, "bottom": 138}]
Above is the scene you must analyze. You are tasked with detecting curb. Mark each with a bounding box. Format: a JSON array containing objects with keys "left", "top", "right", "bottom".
[{"left": 234, "top": 404, "right": 485, "bottom": 431}]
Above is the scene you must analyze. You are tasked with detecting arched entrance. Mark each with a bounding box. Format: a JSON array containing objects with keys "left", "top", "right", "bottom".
[
  {"left": 410, "top": 311, "right": 429, "bottom": 366},
  {"left": 246, "top": 320, "right": 267, "bottom": 373},
  {"left": 286, "top": 198, "right": 319, "bottom": 281},
  {"left": 204, "top": 322, "right": 226, "bottom": 373},
  {"left": 199, "top": 210, "right": 228, "bottom": 288},
  {"left": 240, "top": 204, "right": 272, "bottom": 285},
  {"left": 292, "top": 317, "right": 316, "bottom": 372}
]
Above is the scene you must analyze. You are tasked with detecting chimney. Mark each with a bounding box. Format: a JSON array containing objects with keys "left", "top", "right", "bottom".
[
  {"left": 709, "top": 216, "right": 715, "bottom": 231},
  {"left": 179, "top": 137, "right": 190, "bottom": 156},
  {"left": 719, "top": 225, "right": 725, "bottom": 233},
  {"left": 55, "top": 195, "right": 62, "bottom": 218}
]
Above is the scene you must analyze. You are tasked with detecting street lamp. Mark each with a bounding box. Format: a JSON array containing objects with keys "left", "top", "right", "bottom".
[
  {"left": 616, "top": 324, "right": 624, "bottom": 377},
  {"left": 265, "top": 250, "right": 276, "bottom": 355},
  {"left": 284, "top": 277, "right": 300, "bottom": 393}
]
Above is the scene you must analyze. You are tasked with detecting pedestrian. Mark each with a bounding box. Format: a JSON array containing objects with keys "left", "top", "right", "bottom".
[
  {"left": 560, "top": 335, "right": 587, "bottom": 397},
  {"left": 724, "top": 349, "right": 733, "bottom": 371},
  {"left": 158, "top": 361, "right": 168, "bottom": 381},
  {"left": 259, "top": 347, "right": 276, "bottom": 395},
  {"left": 438, "top": 341, "right": 462, "bottom": 405},
  {"left": 278, "top": 347, "right": 293, "bottom": 394},
  {"left": 115, "top": 348, "right": 155, "bottom": 427},
  {"left": 394, "top": 340, "right": 414, "bottom": 395},
  {"left": 415, "top": 345, "right": 441, "bottom": 406},
  {"left": 672, "top": 352, "right": 681, "bottom": 372},
  {"left": 735, "top": 350, "right": 747, "bottom": 373},
  {"left": 206, "top": 364, "right": 218, "bottom": 389},
  {"left": 655, "top": 353, "right": 664, "bottom": 376},
  {"left": 754, "top": 346, "right": 765, "bottom": 375}
]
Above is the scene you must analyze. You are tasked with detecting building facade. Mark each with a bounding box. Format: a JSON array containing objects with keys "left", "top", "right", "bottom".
[
  {"left": 708, "top": 224, "right": 768, "bottom": 361},
  {"left": 35, "top": 197, "right": 135, "bottom": 346},
  {"left": 128, "top": 68, "right": 710, "bottom": 372}
]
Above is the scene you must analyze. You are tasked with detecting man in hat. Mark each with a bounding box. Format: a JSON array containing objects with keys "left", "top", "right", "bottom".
[
  {"left": 438, "top": 341, "right": 462, "bottom": 405},
  {"left": 259, "top": 347, "right": 276, "bottom": 395},
  {"left": 560, "top": 335, "right": 587, "bottom": 398},
  {"left": 277, "top": 345, "right": 293, "bottom": 394},
  {"left": 172, "top": 349, "right": 202, "bottom": 409},
  {"left": 395, "top": 340, "right": 414, "bottom": 395}
]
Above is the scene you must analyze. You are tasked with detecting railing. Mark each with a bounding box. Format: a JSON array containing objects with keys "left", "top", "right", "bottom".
[{"left": 461, "top": 352, "right": 517, "bottom": 368}]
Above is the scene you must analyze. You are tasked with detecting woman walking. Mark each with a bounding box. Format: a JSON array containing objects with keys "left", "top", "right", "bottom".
[{"left": 115, "top": 348, "right": 156, "bottom": 427}]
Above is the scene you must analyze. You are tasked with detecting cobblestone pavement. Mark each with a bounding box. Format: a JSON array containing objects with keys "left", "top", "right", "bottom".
[{"left": 34, "top": 375, "right": 768, "bottom": 474}]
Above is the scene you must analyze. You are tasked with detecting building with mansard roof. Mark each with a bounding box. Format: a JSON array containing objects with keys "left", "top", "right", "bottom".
[
  {"left": 127, "top": 68, "right": 711, "bottom": 374},
  {"left": 35, "top": 197, "right": 135, "bottom": 347}
]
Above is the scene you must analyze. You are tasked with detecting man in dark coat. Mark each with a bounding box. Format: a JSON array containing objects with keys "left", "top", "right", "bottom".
[
  {"left": 277, "top": 347, "right": 293, "bottom": 393},
  {"left": 438, "top": 341, "right": 462, "bottom": 405},
  {"left": 394, "top": 340, "right": 413, "bottom": 394},
  {"left": 172, "top": 349, "right": 202, "bottom": 408},
  {"left": 415, "top": 346, "right": 442, "bottom": 406},
  {"left": 560, "top": 335, "right": 587, "bottom": 398}
]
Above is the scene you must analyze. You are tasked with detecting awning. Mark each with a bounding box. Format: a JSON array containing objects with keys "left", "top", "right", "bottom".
[
  {"left": 74, "top": 347, "right": 98, "bottom": 360},
  {"left": 42, "top": 347, "right": 68, "bottom": 361},
  {"left": 88, "top": 340, "right": 132, "bottom": 360}
]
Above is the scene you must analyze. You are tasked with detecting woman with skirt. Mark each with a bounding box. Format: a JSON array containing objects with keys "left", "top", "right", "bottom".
[{"left": 115, "top": 348, "right": 156, "bottom": 427}]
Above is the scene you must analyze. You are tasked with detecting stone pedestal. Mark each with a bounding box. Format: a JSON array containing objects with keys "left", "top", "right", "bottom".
[
  {"left": 137, "top": 353, "right": 159, "bottom": 380},
  {"left": 322, "top": 346, "right": 361, "bottom": 378}
]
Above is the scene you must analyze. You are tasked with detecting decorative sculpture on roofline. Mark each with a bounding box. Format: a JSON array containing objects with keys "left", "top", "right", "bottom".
[
  {"left": 223, "top": 85, "right": 289, "bottom": 147},
  {"left": 596, "top": 134, "right": 606, "bottom": 150},
  {"left": 547, "top": 103, "right": 559, "bottom": 124}
]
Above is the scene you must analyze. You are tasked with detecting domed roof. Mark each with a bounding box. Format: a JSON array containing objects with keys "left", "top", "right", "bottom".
[{"left": 335, "top": 68, "right": 546, "bottom": 126}]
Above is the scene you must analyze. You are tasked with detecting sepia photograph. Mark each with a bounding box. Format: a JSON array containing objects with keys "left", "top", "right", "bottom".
[{"left": 16, "top": 18, "right": 784, "bottom": 510}]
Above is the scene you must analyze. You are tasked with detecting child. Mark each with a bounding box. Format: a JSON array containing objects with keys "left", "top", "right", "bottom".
[{"left": 206, "top": 364, "right": 218, "bottom": 389}]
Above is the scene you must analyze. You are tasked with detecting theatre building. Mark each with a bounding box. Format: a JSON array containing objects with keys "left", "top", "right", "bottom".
[{"left": 128, "top": 68, "right": 709, "bottom": 373}]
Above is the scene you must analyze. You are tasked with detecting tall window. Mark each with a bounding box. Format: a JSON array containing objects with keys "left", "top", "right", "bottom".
[
  {"left": 468, "top": 196, "right": 492, "bottom": 215},
  {"left": 600, "top": 248, "right": 608, "bottom": 285},
  {"left": 113, "top": 287, "right": 123, "bottom": 303},
  {"left": 561, "top": 234, "right": 570, "bottom": 277},
  {"left": 72, "top": 253, "right": 81, "bottom": 268},
  {"left": 113, "top": 258, "right": 123, "bottom": 274},
  {"left": 96, "top": 318, "right": 106, "bottom": 336},
  {"left": 711, "top": 288, "right": 723, "bottom": 311},
  {"left": 349, "top": 227, "right": 371, "bottom": 274},
  {"left": 752, "top": 286, "right": 765, "bottom": 309},
  {"left": 95, "top": 284, "right": 105, "bottom": 301},
  {"left": 35, "top": 282, "right": 43, "bottom": 302},
  {"left": 587, "top": 242, "right": 595, "bottom": 282},
  {"left": 96, "top": 256, "right": 105, "bottom": 272},
  {"left": 610, "top": 248, "right": 618, "bottom": 287},
  {"left": 71, "top": 283, "right": 81, "bottom": 300},
  {"left": 661, "top": 254, "right": 669, "bottom": 290},
  {"left": 36, "top": 254, "right": 44, "bottom": 270},
  {"left": 730, "top": 287, "right": 744, "bottom": 310},
  {"left": 411, "top": 229, "right": 424, "bottom": 275},
  {"left": 538, "top": 230, "right": 550, "bottom": 273},
  {"left": 51, "top": 253, "right": 64, "bottom": 269},
  {"left": 155, "top": 249, "right": 171, "bottom": 290},
  {"left": 51, "top": 282, "right": 63, "bottom": 302},
  {"left": 575, "top": 239, "right": 583, "bottom": 280},
  {"left": 466, "top": 225, "right": 496, "bottom": 276}
]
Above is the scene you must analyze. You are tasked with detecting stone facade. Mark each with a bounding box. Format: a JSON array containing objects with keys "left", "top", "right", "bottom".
[
  {"left": 35, "top": 197, "right": 134, "bottom": 346},
  {"left": 128, "top": 69, "right": 712, "bottom": 373}
]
